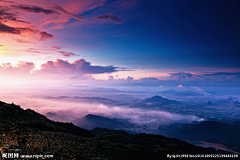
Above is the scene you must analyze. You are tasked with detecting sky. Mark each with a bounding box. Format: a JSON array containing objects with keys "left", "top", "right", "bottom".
[{"left": 0, "top": 0, "right": 240, "bottom": 86}]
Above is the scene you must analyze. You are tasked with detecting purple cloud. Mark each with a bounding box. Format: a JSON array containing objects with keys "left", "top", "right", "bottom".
[
  {"left": 11, "top": 4, "right": 58, "bottom": 15},
  {"left": 58, "top": 51, "right": 77, "bottom": 57},
  {"left": 93, "top": 14, "right": 122, "bottom": 24},
  {"left": 39, "top": 31, "right": 53, "bottom": 40},
  {"left": 52, "top": 46, "right": 61, "bottom": 49},
  {"left": 0, "top": 6, "right": 29, "bottom": 23},
  {"left": 203, "top": 72, "right": 240, "bottom": 76},
  {"left": 13, "top": 38, "right": 35, "bottom": 44},
  {"left": 0, "top": 61, "right": 34, "bottom": 75},
  {"left": 37, "top": 59, "right": 119, "bottom": 75},
  {"left": 126, "top": 76, "right": 133, "bottom": 81},
  {"left": 54, "top": 5, "right": 84, "bottom": 20},
  {"left": 0, "top": 22, "right": 53, "bottom": 40},
  {"left": 170, "top": 72, "right": 202, "bottom": 80}
]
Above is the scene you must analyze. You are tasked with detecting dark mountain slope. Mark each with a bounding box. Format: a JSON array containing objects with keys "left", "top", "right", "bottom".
[
  {"left": 159, "top": 121, "right": 240, "bottom": 152},
  {"left": 0, "top": 101, "right": 94, "bottom": 138},
  {"left": 0, "top": 101, "right": 225, "bottom": 159},
  {"left": 90, "top": 128, "right": 217, "bottom": 154},
  {"left": 141, "top": 95, "right": 180, "bottom": 105},
  {"left": 73, "top": 114, "right": 133, "bottom": 130},
  {"left": 206, "top": 101, "right": 214, "bottom": 106}
]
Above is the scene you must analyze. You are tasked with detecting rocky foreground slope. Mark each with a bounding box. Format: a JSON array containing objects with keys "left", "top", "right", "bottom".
[{"left": 0, "top": 101, "right": 225, "bottom": 160}]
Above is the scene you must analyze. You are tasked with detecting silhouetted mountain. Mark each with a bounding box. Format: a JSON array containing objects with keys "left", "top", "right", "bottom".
[
  {"left": 0, "top": 101, "right": 165, "bottom": 160},
  {"left": 73, "top": 114, "right": 133, "bottom": 130},
  {"left": 234, "top": 101, "right": 240, "bottom": 105},
  {"left": 159, "top": 121, "right": 240, "bottom": 152},
  {"left": 45, "top": 112, "right": 57, "bottom": 117},
  {"left": 45, "top": 112, "right": 73, "bottom": 122},
  {"left": 141, "top": 95, "right": 180, "bottom": 105},
  {"left": 228, "top": 96, "right": 234, "bottom": 102},
  {"left": 0, "top": 101, "right": 231, "bottom": 159},
  {"left": 206, "top": 101, "right": 214, "bottom": 106},
  {"left": 0, "top": 101, "right": 94, "bottom": 138},
  {"left": 90, "top": 128, "right": 217, "bottom": 154},
  {"left": 2, "top": 100, "right": 218, "bottom": 160}
]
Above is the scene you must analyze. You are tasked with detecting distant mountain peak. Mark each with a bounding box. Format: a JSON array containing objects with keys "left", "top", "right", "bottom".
[
  {"left": 234, "top": 101, "right": 239, "bottom": 105},
  {"left": 206, "top": 101, "right": 214, "bottom": 106},
  {"left": 144, "top": 95, "right": 168, "bottom": 102},
  {"left": 151, "top": 95, "right": 164, "bottom": 99},
  {"left": 228, "top": 96, "right": 233, "bottom": 102},
  {"left": 83, "top": 114, "right": 108, "bottom": 119},
  {"left": 141, "top": 95, "right": 179, "bottom": 105},
  {"left": 73, "top": 114, "right": 130, "bottom": 130}
]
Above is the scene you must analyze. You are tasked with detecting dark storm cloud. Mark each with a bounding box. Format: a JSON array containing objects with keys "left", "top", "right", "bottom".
[
  {"left": 93, "top": 14, "right": 122, "bottom": 24},
  {"left": 11, "top": 4, "right": 58, "bottom": 15}
]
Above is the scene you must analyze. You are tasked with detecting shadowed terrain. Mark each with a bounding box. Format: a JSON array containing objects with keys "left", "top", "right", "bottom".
[{"left": 0, "top": 101, "right": 225, "bottom": 160}]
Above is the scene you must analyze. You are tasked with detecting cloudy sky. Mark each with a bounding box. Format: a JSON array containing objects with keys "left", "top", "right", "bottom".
[{"left": 0, "top": 0, "right": 240, "bottom": 85}]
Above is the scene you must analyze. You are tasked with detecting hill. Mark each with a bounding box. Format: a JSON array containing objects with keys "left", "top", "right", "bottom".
[
  {"left": 141, "top": 95, "right": 180, "bottom": 105},
  {"left": 90, "top": 128, "right": 217, "bottom": 154},
  {"left": 206, "top": 101, "right": 214, "bottom": 106},
  {"left": 73, "top": 114, "right": 133, "bottom": 130},
  {"left": 0, "top": 101, "right": 94, "bottom": 138},
  {"left": 158, "top": 121, "right": 240, "bottom": 152},
  {"left": 0, "top": 101, "right": 224, "bottom": 159}
]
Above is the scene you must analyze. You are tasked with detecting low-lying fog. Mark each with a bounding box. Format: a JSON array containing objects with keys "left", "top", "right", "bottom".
[
  {"left": 0, "top": 91, "right": 203, "bottom": 125},
  {"left": 1, "top": 84, "right": 239, "bottom": 127}
]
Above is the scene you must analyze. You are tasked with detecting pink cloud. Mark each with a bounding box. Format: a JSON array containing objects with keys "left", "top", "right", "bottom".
[
  {"left": 36, "top": 59, "right": 118, "bottom": 75},
  {"left": 0, "top": 22, "right": 53, "bottom": 41},
  {"left": 57, "top": 51, "right": 77, "bottom": 57},
  {"left": 52, "top": 46, "right": 61, "bottom": 49},
  {"left": 0, "top": 61, "right": 34, "bottom": 75},
  {"left": 0, "top": 59, "right": 121, "bottom": 79},
  {"left": 177, "top": 85, "right": 184, "bottom": 88}
]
